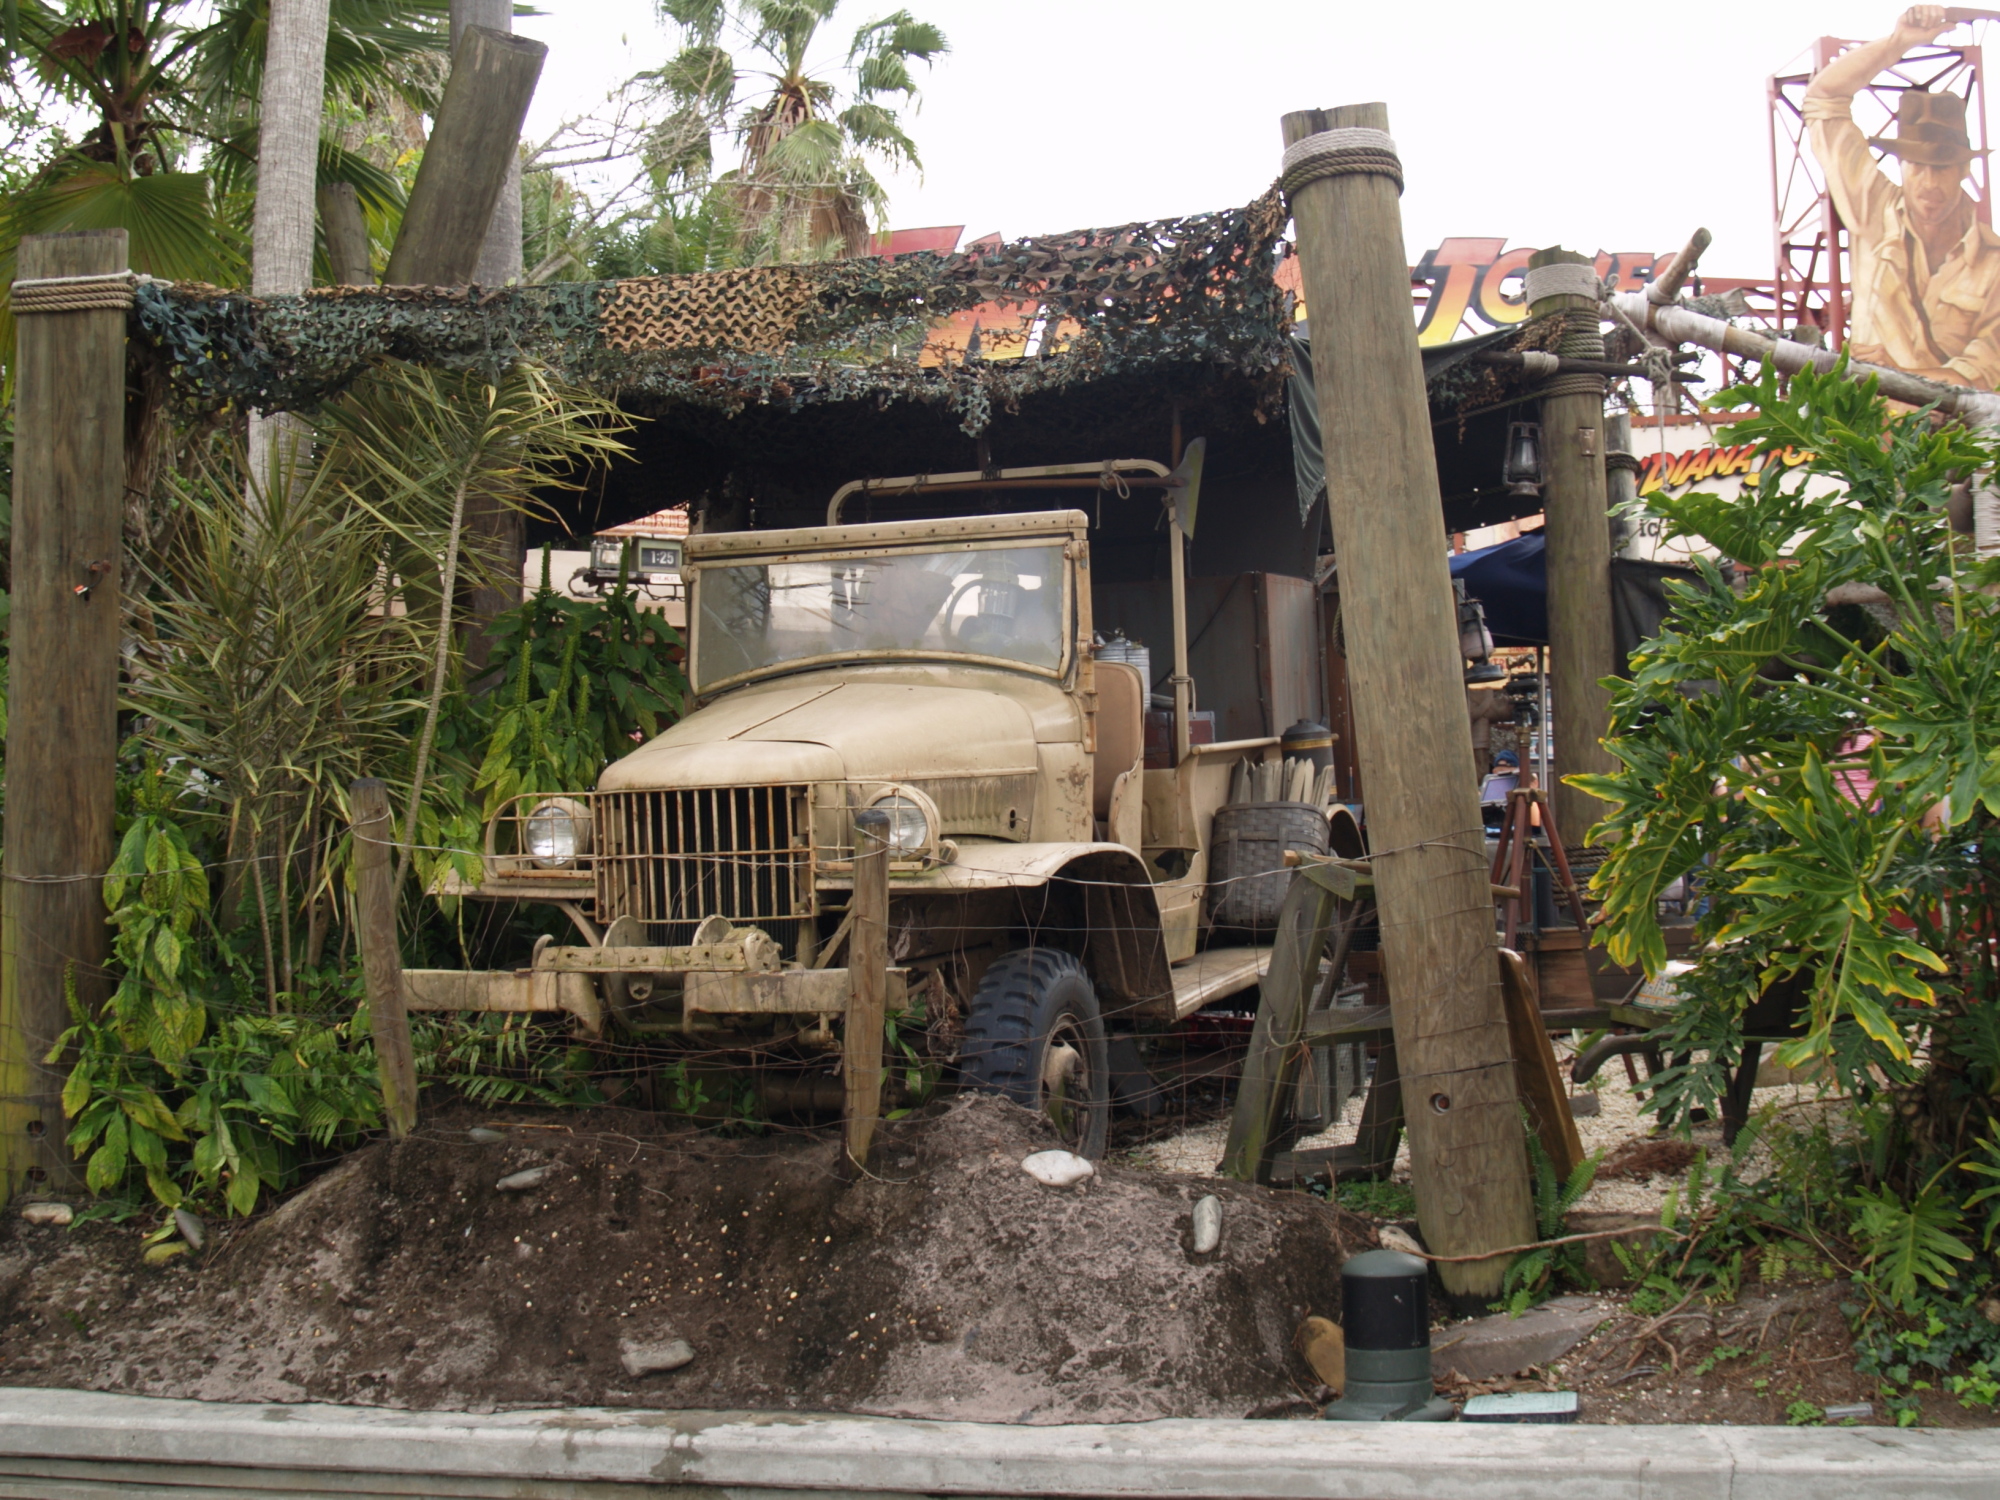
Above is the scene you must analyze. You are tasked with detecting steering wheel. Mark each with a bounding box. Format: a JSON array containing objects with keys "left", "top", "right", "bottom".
[{"left": 941, "top": 576, "right": 989, "bottom": 647}]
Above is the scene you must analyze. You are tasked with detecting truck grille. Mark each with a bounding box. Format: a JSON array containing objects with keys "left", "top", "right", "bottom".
[{"left": 594, "top": 787, "right": 812, "bottom": 953}]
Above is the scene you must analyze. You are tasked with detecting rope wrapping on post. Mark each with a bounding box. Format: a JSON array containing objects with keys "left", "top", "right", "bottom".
[
  {"left": 1524, "top": 261, "right": 1607, "bottom": 400},
  {"left": 1280, "top": 127, "right": 1404, "bottom": 199},
  {"left": 9, "top": 272, "right": 138, "bottom": 314}
]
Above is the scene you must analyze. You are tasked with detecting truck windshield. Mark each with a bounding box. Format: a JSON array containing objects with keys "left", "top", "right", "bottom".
[{"left": 693, "top": 543, "right": 1067, "bottom": 689}]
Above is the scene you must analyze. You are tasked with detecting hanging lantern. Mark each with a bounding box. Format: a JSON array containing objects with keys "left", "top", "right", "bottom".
[
  {"left": 1502, "top": 420, "right": 1544, "bottom": 498},
  {"left": 1455, "top": 580, "right": 1505, "bottom": 682}
]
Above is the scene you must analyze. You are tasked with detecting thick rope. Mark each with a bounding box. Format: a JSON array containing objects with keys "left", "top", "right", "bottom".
[
  {"left": 10, "top": 272, "right": 138, "bottom": 314},
  {"left": 1281, "top": 127, "right": 1404, "bottom": 199}
]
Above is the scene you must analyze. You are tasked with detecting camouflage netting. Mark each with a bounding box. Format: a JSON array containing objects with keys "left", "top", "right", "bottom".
[{"left": 132, "top": 189, "right": 1293, "bottom": 438}]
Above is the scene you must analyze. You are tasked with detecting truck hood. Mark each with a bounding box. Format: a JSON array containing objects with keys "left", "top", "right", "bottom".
[{"left": 599, "top": 679, "right": 1040, "bottom": 790}]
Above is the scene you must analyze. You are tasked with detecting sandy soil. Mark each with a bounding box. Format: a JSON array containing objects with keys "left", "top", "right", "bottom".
[
  {"left": 0, "top": 1096, "right": 1373, "bottom": 1424},
  {"left": 1128, "top": 1038, "right": 1837, "bottom": 1217}
]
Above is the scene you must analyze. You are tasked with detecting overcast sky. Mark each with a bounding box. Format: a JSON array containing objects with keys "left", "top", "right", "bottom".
[{"left": 515, "top": 2, "right": 1991, "bottom": 278}]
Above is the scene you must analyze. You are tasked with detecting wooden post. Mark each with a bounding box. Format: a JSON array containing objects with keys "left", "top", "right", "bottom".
[
  {"left": 351, "top": 780, "right": 418, "bottom": 1138},
  {"left": 842, "top": 808, "right": 890, "bottom": 1178},
  {"left": 1221, "top": 868, "right": 1340, "bottom": 1183},
  {"left": 383, "top": 26, "right": 546, "bottom": 288},
  {"left": 0, "top": 231, "right": 130, "bottom": 1198},
  {"left": 1527, "top": 248, "right": 1618, "bottom": 844},
  {"left": 317, "top": 183, "right": 374, "bottom": 286},
  {"left": 451, "top": 0, "right": 525, "bottom": 287},
  {"left": 1281, "top": 103, "right": 1534, "bottom": 1301},
  {"left": 1497, "top": 948, "right": 1582, "bottom": 1181}
]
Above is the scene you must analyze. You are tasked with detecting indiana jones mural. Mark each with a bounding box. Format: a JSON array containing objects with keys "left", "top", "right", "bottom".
[{"left": 1805, "top": 7, "right": 2000, "bottom": 388}]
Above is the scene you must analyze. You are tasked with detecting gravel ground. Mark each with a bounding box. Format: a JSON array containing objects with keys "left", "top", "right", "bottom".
[{"left": 1129, "top": 1039, "right": 1845, "bottom": 1217}]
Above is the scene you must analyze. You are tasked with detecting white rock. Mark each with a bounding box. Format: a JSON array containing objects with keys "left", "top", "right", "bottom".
[
  {"left": 619, "top": 1337, "right": 694, "bottom": 1377},
  {"left": 19, "top": 1202, "right": 71, "bottom": 1227},
  {"left": 1021, "top": 1150, "right": 1094, "bottom": 1187},
  {"left": 1191, "top": 1194, "right": 1222, "bottom": 1254},
  {"left": 495, "top": 1166, "right": 552, "bottom": 1193},
  {"left": 1378, "top": 1225, "right": 1427, "bottom": 1259},
  {"left": 173, "top": 1208, "right": 206, "bottom": 1250}
]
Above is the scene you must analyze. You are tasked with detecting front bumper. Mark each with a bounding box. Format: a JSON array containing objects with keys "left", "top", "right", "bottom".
[{"left": 403, "top": 939, "right": 906, "bottom": 1040}]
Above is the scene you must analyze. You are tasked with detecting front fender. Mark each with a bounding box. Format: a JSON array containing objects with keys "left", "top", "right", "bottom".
[{"left": 826, "top": 843, "right": 1175, "bottom": 1022}]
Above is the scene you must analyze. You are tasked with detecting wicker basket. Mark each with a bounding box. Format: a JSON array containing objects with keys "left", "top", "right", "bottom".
[{"left": 1206, "top": 801, "right": 1331, "bottom": 935}]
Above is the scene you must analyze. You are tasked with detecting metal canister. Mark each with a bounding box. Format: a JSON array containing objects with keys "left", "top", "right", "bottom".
[
  {"left": 1321, "top": 1249, "right": 1454, "bottom": 1422},
  {"left": 1281, "top": 719, "right": 1334, "bottom": 771}
]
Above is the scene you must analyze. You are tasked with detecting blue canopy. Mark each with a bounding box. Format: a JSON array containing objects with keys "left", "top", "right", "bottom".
[
  {"left": 1449, "top": 533, "right": 1706, "bottom": 665},
  {"left": 1450, "top": 534, "right": 1548, "bottom": 646}
]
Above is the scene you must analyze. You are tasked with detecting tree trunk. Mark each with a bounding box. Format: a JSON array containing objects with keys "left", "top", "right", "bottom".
[
  {"left": 247, "top": 0, "right": 333, "bottom": 504},
  {"left": 451, "top": 0, "right": 524, "bottom": 286}
]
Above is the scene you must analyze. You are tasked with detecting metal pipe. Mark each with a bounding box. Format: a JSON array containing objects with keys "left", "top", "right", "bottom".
[
  {"left": 1609, "top": 289, "right": 2000, "bottom": 427},
  {"left": 1169, "top": 512, "right": 1192, "bottom": 764},
  {"left": 826, "top": 459, "right": 1172, "bottom": 525}
]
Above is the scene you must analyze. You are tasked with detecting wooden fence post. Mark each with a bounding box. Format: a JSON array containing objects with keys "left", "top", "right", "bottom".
[
  {"left": 1281, "top": 103, "right": 1535, "bottom": 1302},
  {"left": 1528, "top": 247, "right": 1618, "bottom": 841},
  {"left": 0, "top": 231, "right": 131, "bottom": 1199},
  {"left": 842, "top": 808, "right": 890, "bottom": 1178},
  {"left": 351, "top": 780, "right": 418, "bottom": 1138},
  {"left": 384, "top": 26, "right": 546, "bottom": 288}
]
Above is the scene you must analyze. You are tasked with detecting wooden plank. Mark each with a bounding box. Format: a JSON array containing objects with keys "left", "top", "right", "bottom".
[
  {"left": 1350, "top": 1035, "right": 1406, "bottom": 1181},
  {"left": 383, "top": 27, "right": 546, "bottom": 287},
  {"left": 1498, "top": 947, "right": 1582, "bottom": 1181},
  {"left": 1283, "top": 102, "right": 1535, "bottom": 1300},
  {"left": 352, "top": 780, "right": 419, "bottom": 1138},
  {"left": 842, "top": 809, "right": 890, "bottom": 1178},
  {"left": 1219, "top": 871, "right": 1338, "bottom": 1183},
  {"left": 1170, "top": 944, "right": 1272, "bottom": 1019},
  {"left": 1299, "top": 1004, "right": 1395, "bottom": 1045},
  {"left": 1271, "top": 1141, "right": 1399, "bottom": 1186},
  {"left": 0, "top": 231, "right": 129, "bottom": 1196}
]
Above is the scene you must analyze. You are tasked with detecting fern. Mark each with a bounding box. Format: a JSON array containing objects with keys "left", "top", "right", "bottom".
[{"left": 1498, "top": 1121, "right": 1601, "bottom": 1314}]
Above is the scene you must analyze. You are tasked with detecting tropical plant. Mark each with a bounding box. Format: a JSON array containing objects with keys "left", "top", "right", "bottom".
[
  {"left": 655, "top": 0, "right": 946, "bottom": 261},
  {"left": 0, "top": 0, "right": 445, "bottom": 345},
  {"left": 1497, "top": 1127, "right": 1598, "bottom": 1313},
  {"left": 468, "top": 548, "right": 687, "bottom": 815},
  {"left": 310, "top": 360, "right": 634, "bottom": 898},
  {"left": 1577, "top": 360, "right": 2000, "bottom": 1142},
  {"left": 129, "top": 359, "right": 631, "bottom": 1004}
]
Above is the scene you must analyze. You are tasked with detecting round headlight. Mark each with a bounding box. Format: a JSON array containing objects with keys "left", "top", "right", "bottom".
[
  {"left": 869, "top": 794, "right": 930, "bottom": 857},
  {"left": 525, "top": 798, "right": 592, "bottom": 868}
]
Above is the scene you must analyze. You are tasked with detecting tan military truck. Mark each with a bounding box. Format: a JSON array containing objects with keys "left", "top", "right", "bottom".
[{"left": 411, "top": 458, "right": 1338, "bottom": 1158}]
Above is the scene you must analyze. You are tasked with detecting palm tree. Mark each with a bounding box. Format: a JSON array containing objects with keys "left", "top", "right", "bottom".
[
  {"left": 247, "top": 0, "right": 333, "bottom": 507},
  {"left": 656, "top": 0, "right": 946, "bottom": 262},
  {"left": 0, "top": 1, "right": 445, "bottom": 300}
]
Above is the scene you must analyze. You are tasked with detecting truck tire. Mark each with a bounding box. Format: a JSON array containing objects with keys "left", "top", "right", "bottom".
[{"left": 959, "top": 948, "right": 1110, "bottom": 1160}]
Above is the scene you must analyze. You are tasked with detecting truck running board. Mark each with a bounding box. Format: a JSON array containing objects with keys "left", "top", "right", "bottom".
[{"left": 1169, "top": 945, "right": 1272, "bottom": 1020}]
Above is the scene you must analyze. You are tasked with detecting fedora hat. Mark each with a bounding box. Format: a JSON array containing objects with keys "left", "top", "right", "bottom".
[{"left": 1869, "top": 88, "right": 1989, "bottom": 168}]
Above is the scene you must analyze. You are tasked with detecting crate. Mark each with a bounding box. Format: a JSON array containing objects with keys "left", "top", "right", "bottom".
[{"left": 1206, "top": 800, "right": 1330, "bottom": 935}]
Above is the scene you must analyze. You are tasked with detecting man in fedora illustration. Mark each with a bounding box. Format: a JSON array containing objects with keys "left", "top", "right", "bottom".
[{"left": 1806, "top": 7, "right": 2000, "bottom": 388}]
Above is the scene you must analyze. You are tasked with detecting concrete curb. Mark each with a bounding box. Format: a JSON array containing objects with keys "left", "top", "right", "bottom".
[{"left": 0, "top": 1387, "right": 1994, "bottom": 1499}]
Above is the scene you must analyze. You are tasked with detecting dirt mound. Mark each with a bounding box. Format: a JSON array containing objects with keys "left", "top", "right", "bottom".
[{"left": 0, "top": 1096, "right": 1368, "bottom": 1423}]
